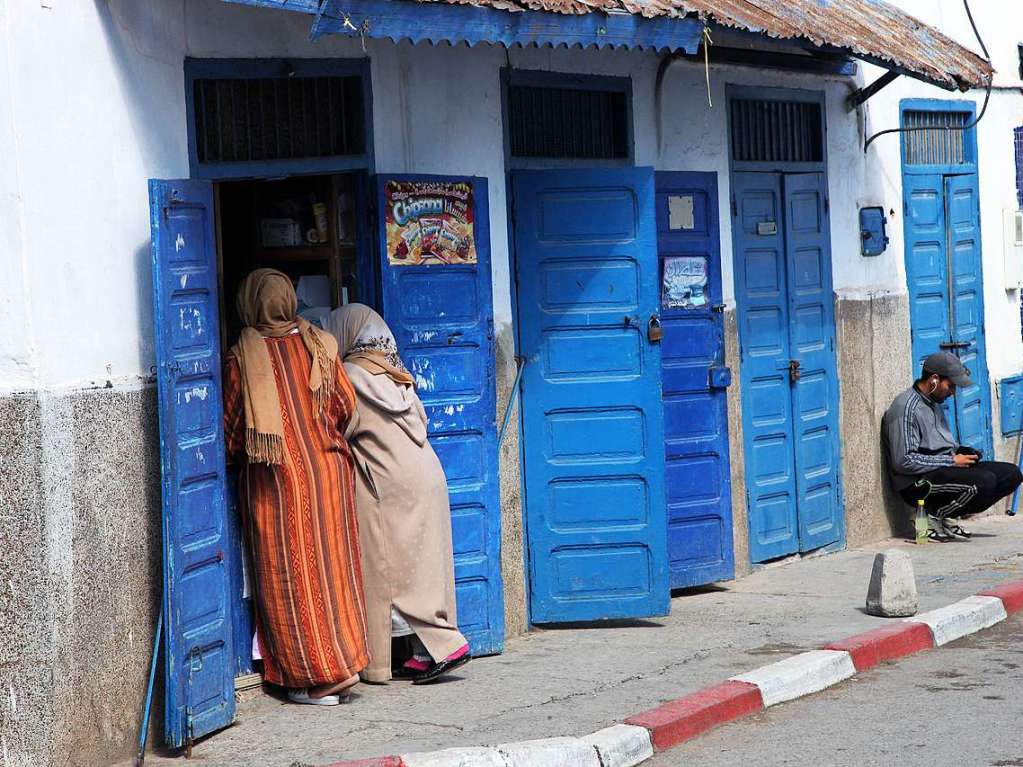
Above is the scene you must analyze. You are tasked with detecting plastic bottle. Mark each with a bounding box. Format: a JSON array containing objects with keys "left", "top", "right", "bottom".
[{"left": 915, "top": 498, "right": 928, "bottom": 544}]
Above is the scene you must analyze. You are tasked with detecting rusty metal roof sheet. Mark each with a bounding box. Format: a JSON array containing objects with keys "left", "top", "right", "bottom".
[{"left": 421, "top": 0, "right": 994, "bottom": 90}]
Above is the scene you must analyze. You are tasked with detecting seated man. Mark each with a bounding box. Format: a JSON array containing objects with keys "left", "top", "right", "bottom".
[{"left": 881, "top": 351, "right": 1022, "bottom": 540}]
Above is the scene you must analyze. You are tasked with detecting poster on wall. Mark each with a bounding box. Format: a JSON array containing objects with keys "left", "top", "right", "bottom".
[
  {"left": 385, "top": 180, "right": 477, "bottom": 266},
  {"left": 662, "top": 256, "right": 708, "bottom": 309}
]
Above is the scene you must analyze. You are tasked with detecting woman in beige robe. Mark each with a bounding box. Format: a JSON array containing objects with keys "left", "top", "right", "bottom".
[{"left": 325, "top": 304, "right": 471, "bottom": 684}]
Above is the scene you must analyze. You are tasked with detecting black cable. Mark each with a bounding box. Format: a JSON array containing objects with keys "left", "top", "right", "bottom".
[{"left": 863, "top": 0, "right": 992, "bottom": 153}]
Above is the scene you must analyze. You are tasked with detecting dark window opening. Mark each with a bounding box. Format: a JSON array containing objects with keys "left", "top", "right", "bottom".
[
  {"left": 507, "top": 84, "right": 630, "bottom": 160},
  {"left": 192, "top": 75, "right": 365, "bottom": 165},
  {"left": 902, "top": 110, "right": 971, "bottom": 165},
  {"left": 729, "top": 99, "right": 824, "bottom": 164}
]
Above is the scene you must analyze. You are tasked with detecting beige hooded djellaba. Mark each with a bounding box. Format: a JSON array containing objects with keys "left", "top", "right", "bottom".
[{"left": 325, "top": 304, "right": 468, "bottom": 682}]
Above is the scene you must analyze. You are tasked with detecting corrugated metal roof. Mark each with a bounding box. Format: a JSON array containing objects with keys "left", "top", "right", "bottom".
[
  {"left": 403, "top": 0, "right": 993, "bottom": 90},
  {"left": 226, "top": 0, "right": 993, "bottom": 90}
]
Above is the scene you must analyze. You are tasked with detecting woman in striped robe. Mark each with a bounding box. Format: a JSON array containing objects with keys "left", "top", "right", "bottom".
[{"left": 223, "top": 269, "right": 369, "bottom": 705}]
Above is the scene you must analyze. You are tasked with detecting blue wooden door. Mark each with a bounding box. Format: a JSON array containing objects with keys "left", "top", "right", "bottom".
[
  {"left": 513, "top": 168, "right": 669, "bottom": 623},
  {"left": 903, "top": 172, "right": 993, "bottom": 455},
  {"left": 945, "top": 174, "right": 992, "bottom": 454},
  {"left": 784, "top": 173, "right": 842, "bottom": 552},
  {"left": 732, "top": 172, "right": 842, "bottom": 563},
  {"left": 655, "top": 172, "right": 734, "bottom": 588},
  {"left": 375, "top": 174, "right": 504, "bottom": 655},
  {"left": 148, "top": 179, "right": 235, "bottom": 747},
  {"left": 733, "top": 172, "right": 800, "bottom": 562}
]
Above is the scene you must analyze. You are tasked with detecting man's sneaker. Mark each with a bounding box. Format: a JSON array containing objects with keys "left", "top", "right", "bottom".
[{"left": 927, "top": 514, "right": 954, "bottom": 542}]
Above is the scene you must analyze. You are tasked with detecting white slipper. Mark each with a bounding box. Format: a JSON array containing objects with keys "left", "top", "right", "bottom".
[{"left": 287, "top": 688, "right": 340, "bottom": 706}]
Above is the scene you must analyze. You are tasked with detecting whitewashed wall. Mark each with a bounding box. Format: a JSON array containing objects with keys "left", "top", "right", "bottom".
[{"left": 0, "top": 0, "right": 1019, "bottom": 389}]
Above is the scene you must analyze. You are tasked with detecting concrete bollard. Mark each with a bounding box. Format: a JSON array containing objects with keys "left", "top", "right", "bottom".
[{"left": 865, "top": 549, "right": 918, "bottom": 618}]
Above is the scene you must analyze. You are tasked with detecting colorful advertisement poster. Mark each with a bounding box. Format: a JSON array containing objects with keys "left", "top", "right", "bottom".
[{"left": 385, "top": 180, "right": 477, "bottom": 266}]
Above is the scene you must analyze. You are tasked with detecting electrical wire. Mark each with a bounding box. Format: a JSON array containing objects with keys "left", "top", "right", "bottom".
[{"left": 862, "top": 0, "right": 992, "bottom": 153}]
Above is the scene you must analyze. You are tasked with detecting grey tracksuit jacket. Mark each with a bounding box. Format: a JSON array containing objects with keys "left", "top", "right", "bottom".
[{"left": 881, "top": 386, "right": 958, "bottom": 491}]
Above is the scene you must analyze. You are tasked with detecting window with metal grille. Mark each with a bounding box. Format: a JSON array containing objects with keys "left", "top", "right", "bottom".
[
  {"left": 902, "top": 110, "right": 971, "bottom": 165},
  {"left": 192, "top": 75, "right": 365, "bottom": 165},
  {"left": 507, "top": 83, "right": 630, "bottom": 160},
  {"left": 1015, "top": 126, "right": 1023, "bottom": 207},
  {"left": 729, "top": 99, "right": 823, "bottom": 163}
]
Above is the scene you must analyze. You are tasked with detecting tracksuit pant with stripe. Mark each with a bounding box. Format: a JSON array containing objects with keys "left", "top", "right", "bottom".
[{"left": 898, "top": 461, "right": 1022, "bottom": 519}]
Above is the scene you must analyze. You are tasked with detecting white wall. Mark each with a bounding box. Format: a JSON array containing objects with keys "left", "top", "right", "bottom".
[{"left": 1, "top": 0, "right": 1020, "bottom": 388}]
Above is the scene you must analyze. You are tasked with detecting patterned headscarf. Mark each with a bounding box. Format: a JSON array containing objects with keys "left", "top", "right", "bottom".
[{"left": 324, "top": 304, "right": 414, "bottom": 386}]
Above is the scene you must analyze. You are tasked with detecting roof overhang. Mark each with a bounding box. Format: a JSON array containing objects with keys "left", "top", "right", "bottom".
[{"left": 221, "top": 0, "right": 992, "bottom": 90}]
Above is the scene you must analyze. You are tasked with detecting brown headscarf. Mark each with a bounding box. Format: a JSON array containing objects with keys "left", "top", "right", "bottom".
[
  {"left": 230, "top": 269, "right": 339, "bottom": 465},
  {"left": 324, "top": 303, "right": 415, "bottom": 386}
]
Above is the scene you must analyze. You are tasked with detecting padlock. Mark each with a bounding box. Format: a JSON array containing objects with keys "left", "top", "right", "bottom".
[{"left": 648, "top": 314, "right": 663, "bottom": 343}]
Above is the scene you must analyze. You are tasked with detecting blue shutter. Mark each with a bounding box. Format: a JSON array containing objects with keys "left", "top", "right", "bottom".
[
  {"left": 375, "top": 175, "right": 504, "bottom": 655},
  {"left": 513, "top": 167, "right": 669, "bottom": 623},
  {"left": 149, "top": 179, "right": 236, "bottom": 747}
]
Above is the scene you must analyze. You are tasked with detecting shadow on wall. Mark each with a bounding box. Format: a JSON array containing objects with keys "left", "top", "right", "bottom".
[{"left": 135, "top": 243, "right": 156, "bottom": 379}]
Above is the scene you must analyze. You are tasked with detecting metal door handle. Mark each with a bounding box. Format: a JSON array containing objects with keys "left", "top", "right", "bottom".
[
  {"left": 781, "top": 359, "right": 801, "bottom": 383},
  {"left": 939, "top": 341, "right": 970, "bottom": 351}
]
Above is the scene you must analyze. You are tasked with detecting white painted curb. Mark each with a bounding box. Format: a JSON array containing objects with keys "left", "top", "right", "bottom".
[
  {"left": 730, "top": 649, "right": 856, "bottom": 707},
  {"left": 402, "top": 747, "right": 507, "bottom": 767},
  {"left": 905, "top": 594, "right": 1007, "bottom": 646},
  {"left": 498, "top": 736, "right": 601, "bottom": 767},
  {"left": 582, "top": 724, "right": 654, "bottom": 767}
]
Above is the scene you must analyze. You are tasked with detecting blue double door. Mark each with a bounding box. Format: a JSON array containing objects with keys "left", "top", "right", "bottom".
[
  {"left": 732, "top": 171, "right": 843, "bottom": 563},
  {"left": 903, "top": 172, "right": 992, "bottom": 454},
  {"left": 512, "top": 168, "right": 733, "bottom": 624}
]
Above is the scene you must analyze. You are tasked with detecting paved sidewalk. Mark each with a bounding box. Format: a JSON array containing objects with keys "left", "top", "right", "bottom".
[{"left": 135, "top": 515, "right": 1023, "bottom": 767}]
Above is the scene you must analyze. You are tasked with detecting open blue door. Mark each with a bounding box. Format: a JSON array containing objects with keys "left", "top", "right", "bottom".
[
  {"left": 655, "top": 172, "right": 734, "bottom": 588},
  {"left": 375, "top": 175, "right": 504, "bottom": 655},
  {"left": 513, "top": 167, "right": 669, "bottom": 623},
  {"left": 149, "top": 179, "right": 235, "bottom": 747},
  {"left": 732, "top": 172, "right": 800, "bottom": 562}
]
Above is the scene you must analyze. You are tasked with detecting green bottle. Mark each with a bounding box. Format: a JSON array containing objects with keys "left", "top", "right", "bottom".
[{"left": 915, "top": 499, "right": 928, "bottom": 544}]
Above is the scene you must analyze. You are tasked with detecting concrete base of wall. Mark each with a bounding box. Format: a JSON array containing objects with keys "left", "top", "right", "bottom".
[{"left": 0, "top": 386, "right": 161, "bottom": 767}]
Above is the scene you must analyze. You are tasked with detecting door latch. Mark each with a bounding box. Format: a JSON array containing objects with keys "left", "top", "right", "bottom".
[
  {"left": 648, "top": 315, "right": 663, "bottom": 343},
  {"left": 939, "top": 341, "right": 970, "bottom": 352},
  {"left": 788, "top": 359, "right": 801, "bottom": 383}
]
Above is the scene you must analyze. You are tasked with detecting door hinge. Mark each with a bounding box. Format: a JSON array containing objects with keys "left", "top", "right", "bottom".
[
  {"left": 731, "top": 196, "right": 738, "bottom": 217},
  {"left": 824, "top": 196, "right": 830, "bottom": 215}
]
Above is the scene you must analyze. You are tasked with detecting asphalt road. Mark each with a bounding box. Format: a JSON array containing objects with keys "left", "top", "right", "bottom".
[{"left": 650, "top": 615, "right": 1023, "bottom": 767}]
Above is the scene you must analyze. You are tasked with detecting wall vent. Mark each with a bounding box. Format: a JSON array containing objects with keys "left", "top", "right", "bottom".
[
  {"left": 192, "top": 75, "right": 365, "bottom": 165},
  {"left": 729, "top": 99, "right": 823, "bottom": 164},
  {"left": 507, "top": 84, "right": 630, "bottom": 160},
  {"left": 903, "top": 110, "right": 971, "bottom": 166}
]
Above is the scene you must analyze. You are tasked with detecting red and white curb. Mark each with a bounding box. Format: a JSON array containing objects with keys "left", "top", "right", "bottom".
[{"left": 323, "top": 580, "right": 1023, "bottom": 767}]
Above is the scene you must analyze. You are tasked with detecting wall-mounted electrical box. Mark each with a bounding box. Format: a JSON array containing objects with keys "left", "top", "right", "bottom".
[
  {"left": 859, "top": 206, "right": 889, "bottom": 257},
  {"left": 1000, "top": 373, "right": 1023, "bottom": 435},
  {"left": 1003, "top": 209, "right": 1023, "bottom": 289}
]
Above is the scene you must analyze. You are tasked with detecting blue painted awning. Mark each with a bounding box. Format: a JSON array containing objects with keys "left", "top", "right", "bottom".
[{"left": 224, "top": 0, "right": 703, "bottom": 53}]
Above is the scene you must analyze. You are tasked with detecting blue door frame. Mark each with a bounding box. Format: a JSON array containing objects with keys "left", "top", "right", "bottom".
[
  {"left": 727, "top": 87, "right": 844, "bottom": 565},
  {"left": 512, "top": 167, "right": 670, "bottom": 623},
  {"left": 655, "top": 172, "right": 735, "bottom": 588},
  {"left": 900, "top": 99, "right": 992, "bottom": 457}
]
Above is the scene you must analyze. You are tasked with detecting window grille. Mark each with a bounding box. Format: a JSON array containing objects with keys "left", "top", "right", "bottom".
[
  {"left": 507, "top": 84, "right": 630, "bottom": 160},
  {"left": 191, "top": 75, "right": 365, "bottom": 165},
  {"left": 1015, "top": 126, "right": 1023, "bottom": 208},
  {"left": 729, "top": 99, "right": 823, "bottom": 163},
  {"left": 902, "top": 110, "right": 971, "bottom": 165}
]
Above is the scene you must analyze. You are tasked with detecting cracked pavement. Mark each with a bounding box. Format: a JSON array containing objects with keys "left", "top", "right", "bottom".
[{"left": 128, "top": 515, "right": 1023, "bottom": 767}]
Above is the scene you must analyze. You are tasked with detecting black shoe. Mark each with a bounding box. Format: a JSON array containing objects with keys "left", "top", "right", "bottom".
[{"left": 411, "top": 653, "right": 472, "bottom": 685}]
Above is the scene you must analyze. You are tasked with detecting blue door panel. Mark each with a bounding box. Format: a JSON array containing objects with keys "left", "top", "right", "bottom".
[
  {"left": 732, "top": 172, "right": 799, "bottom": 562},
  {"left": 149, "top": 179, "right": 235, "bottom": 747},
  {"left": 732, "top": 172, "right": 842, "bottom": 562},
  {"left": 903, "top": 172, "right": 993, "bottom": 456},
  {"left": 656, "top": 172, "right": 734, "bottom": 588},
  {"left": 945, "top": 174, "right": 993, "bottom": 455},
  {"left": 375, "top": 175, "right": 504, "bottom": 656},
  {"left": 514, "top": 167, "right": 669, "bottom": 623},
  {"left": 785, "top": 173, "right": 842, "bottom": 552}
]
